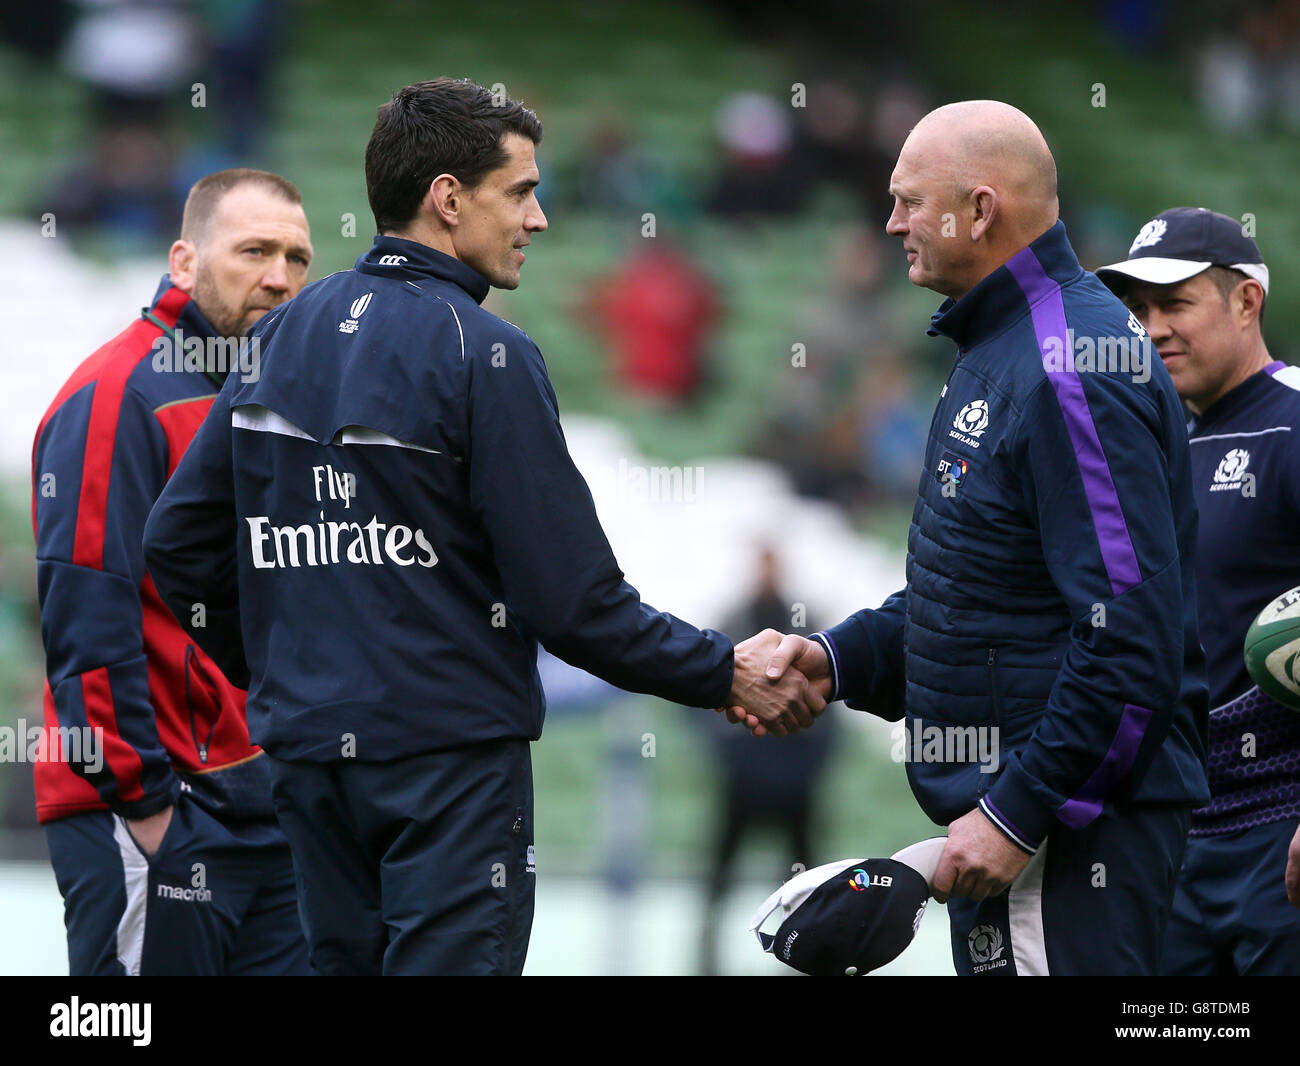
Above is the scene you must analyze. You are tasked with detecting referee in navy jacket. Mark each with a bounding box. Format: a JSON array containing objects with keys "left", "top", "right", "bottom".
[{"left": 143, "top": 78, "right": 824, "bottom": 976}]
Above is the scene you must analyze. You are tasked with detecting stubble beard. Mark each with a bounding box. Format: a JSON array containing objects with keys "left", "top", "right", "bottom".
[{"left": 191, "top": 263, "right": 273, "bottom": 339}]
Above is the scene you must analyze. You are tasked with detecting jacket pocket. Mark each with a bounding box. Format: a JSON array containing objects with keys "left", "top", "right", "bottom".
[
  {"left": 977, "top": 648, "right": 1004, "bottom": 797},
  {"left": 119, "top": 800, "right": 182, "bottom": 869},
  {"left": 183, "top": 645, "right": 221, "bottom": 765},
  {"left": 987, "top": 648, "right": 1002, "bottom": 730}
]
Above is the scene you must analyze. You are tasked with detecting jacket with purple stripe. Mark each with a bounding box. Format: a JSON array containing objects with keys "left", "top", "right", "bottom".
[{"left": 813, "top": 221, "right": 1210, "bottom": 853}]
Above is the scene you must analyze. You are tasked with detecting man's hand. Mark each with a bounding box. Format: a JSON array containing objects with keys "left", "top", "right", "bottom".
[
  {"left": 931, "top": 808, "right": 1032, "bottom": 903},
  {"left": 764, "top": 631, "right": 832, "bottom": 698},
  {"left": 723, "top": 629, "right": 827, "bottom": 737},
  {"left": 126, "top": 805, "right": 174, "bottom": 859},
  {"left": 719, "top": 629, "right": 833, "bottom": 735},
  {"left": 1287, "top": 821, "right": 1300, "bottom": 908}
]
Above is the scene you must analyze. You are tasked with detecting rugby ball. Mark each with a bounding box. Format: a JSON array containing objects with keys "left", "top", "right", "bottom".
[{"left": 1244, "top": 585, "right": 1300, "bottom": 710}]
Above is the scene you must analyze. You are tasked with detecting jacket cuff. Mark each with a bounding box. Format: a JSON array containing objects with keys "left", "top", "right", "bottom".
[
  {"left": 809, "top": 632, "right": 841, "bottom": 702},
  {"left": 107, "top": 775, "right": 181, "bottom": 820},
  {"left": 980, "top": 757, "right": 1054, "bottom": 855},
  {"left": 818, "top": 618, "right": 877, "bottom": 703}
]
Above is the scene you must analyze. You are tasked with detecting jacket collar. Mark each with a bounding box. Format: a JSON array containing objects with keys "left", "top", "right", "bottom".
[
  {"left": 356, "top": 235, "right": 492, "bottom": 304},
  {"left": 926, "top": 221, "right": 1084, "bottom": 350},
  {"left": 143, "top": 277, "right": 231, "bottom": 386},
  {"left": 146, "top": 276, "right": 221, "bottom": 339}
]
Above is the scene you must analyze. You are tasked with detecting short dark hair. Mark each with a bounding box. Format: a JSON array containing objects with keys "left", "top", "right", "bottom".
[
  {"left": 365, "top": 78, "right": 543, "bottom": 234},
  {"left": 1205, "top": 265, "right": 1266, "bottom": 325},
  {"left": 181, "top": 168, "right": 303, "bottom": 243}
]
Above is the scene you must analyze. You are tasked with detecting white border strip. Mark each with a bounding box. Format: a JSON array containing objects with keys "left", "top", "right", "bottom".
[
  {"left": 979, "top": 797, "right": 1038, "bottom": 855},
  {"left": 336, "top": 427, "right": 441, "bottom": 454},
  {"left": 1271, "top": 365, "right": 1300, "bottom": 391},
  {"left": 232, "top": 405, "right": 313, "bottom": 440},
  {"left": 1190, "top": 426, "right": 1290, "bottom": 443},
  {"left": 111, "top": 816, "right": 149, "bottom": 977},
  {"left": 438, "top": 297, "right": 466, "bottom": 361},
  {"left": 810, "top": 633, "right": 841, "bottom": 702},
  {"left": 1007, "top": 844, "right": 1049, "bottom": 976},
  {"left": 234, "top": 406, "right": 447, "bottom": 455}
]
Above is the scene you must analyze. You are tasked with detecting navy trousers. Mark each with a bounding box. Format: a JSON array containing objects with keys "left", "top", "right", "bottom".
[
  {"left": 45, "top": 795, "right": 308, "bottom": 976},
  {"left": 267, "top": 738, "right": 535, "bottom": 976},
  {"left": 1160, "top": 816, "right": 1300, "bottom": 975},
  {"left": 946, "top": 803, "right": 1190, "bottom": 975}
]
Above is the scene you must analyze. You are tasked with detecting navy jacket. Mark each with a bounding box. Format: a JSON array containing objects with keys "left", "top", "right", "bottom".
[
  {"left": 812, "top": 223, "right": 1210, "bottom": 853},
  {"left": 143, "top": 236, "right": 734, "bottom": 761}
]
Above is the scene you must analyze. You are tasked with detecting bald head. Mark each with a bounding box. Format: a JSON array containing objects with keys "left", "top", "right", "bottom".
[
  {"left": 910, "top": 101, "right": 1057, "bottom": 228},
  {"left": 887, "top": 100, "right": 1059, "bottom": 298}
]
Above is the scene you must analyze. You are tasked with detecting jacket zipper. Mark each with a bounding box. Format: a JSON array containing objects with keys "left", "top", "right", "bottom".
[
  {"left": 987, "top": 647, "right": 1002, "bottom": 729},
  {"left": 184, "top": 645, "right": 218, "bottom": 764},
  {"left": 979, "top": 648, "right": 1003, "bottom": 797}
]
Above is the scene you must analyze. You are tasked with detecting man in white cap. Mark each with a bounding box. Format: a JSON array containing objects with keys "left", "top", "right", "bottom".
[{"left": 1098, "top": 207, "right": 1300, "bottom": 974}]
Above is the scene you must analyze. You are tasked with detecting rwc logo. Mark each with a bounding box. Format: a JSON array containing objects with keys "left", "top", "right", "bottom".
[{"left": 339, "top": 291, "right": 374, "bottom": 334}]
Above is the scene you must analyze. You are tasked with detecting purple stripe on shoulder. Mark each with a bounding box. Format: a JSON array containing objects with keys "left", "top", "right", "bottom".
[
  {"left": 1056, "top": 702, "right": 1154, "bottom": 829},
  {"left": 1265, "top": 360, "right": 1286, "bottom": 376},
  {"left": 1005, "top": 248, "right": 1142, "bottom": 596}
]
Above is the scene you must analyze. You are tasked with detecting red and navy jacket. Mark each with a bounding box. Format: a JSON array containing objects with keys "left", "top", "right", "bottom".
[{"left": 31, "top": 277, "right": 271, "bottom": 825}]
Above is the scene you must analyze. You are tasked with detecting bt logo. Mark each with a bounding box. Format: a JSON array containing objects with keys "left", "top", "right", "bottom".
[{"left": 848, "top": 868, "right": 893, "bottom": 891}]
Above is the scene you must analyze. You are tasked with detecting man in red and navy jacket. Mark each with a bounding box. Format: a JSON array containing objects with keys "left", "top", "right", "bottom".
[{"left": 32, "top": 169, "right": 314, "bottom": 975}]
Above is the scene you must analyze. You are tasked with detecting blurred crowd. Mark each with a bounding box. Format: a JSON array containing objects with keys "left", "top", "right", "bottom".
[
  {"left": 4, "top": 2, "right": 1221, "bottom": 515},
  {"left": 561, "top": 76, "right": 946, "bottom": 510},
  {"left": 1103, "top": 0, "right": 1300, "bottom": 134},
  {"left": 3, "top": 0, "right": 284, "bottom": 242}
]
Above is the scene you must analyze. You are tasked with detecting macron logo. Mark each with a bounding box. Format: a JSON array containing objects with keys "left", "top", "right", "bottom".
[
  {"left": 157, "top": 883, "right": 212, "bottom": 902},
  {"left": 339, "top": 291, "right": 374, "bottom": 334}
]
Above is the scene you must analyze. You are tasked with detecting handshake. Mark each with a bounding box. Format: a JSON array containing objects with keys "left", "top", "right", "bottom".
[{"left": 719, "top": 629, "right": 833, "bottom": 737}]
